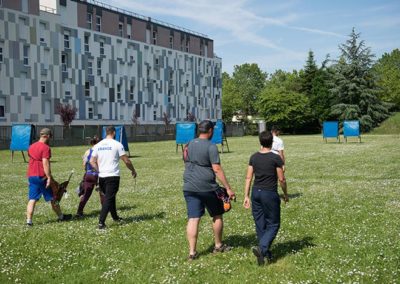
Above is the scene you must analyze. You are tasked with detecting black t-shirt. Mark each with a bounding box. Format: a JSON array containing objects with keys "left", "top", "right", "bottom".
[{"left": 249, "top": 152, "right": 284, "bottom": 191}]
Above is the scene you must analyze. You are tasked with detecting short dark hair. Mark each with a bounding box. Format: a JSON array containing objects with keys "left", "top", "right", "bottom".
[
  {"left": 106, "top": 126, "right": 116, "bottom": 135},
  {"left": 271, "top": 125, "right": 280, "bottom": 132},
  {"left": 198, "top": 120, "right": 214, "bottom": 134},
  {"left": 259, "top": 131, "right": 273, "bottom": 148},
  {"left": 90, "top": 136, "right": 99, "bottom": 146}
]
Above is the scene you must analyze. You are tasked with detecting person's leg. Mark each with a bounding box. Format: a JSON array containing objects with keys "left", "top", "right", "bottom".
[
  {"left": 99, "top": 177, "right": 119, "bottom": 225},
  {"left": 258, "top": 191, "right": 281, "bottom": 258},
  {"left": 187, "top": 218, "right": 201, "bottom": 255},
  {"left": 212, "top": 215, "right": 223, "bottom": 248},
  {"left": 108, "top": 177, "right": 120, "bottom": 220},
  {"left": 184, "top": 191, "right": 204, "bottom": 257},
  {"left": 251, "top": 189, "right": 266, "bottom": 243},
  {"left": 26, "top": 200, "right": 36, "bottom": 224},
  {"left": 77, "top": 175, "right": 96, "bottom": 215}
]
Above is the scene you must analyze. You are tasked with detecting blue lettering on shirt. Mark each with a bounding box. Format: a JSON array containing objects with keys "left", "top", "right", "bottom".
[{"left": 98, "top": 147, "right": 112, "bottom": 151}]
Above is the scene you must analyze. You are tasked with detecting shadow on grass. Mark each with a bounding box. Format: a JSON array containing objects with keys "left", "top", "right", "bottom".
[
  {"left": 271, "top": 236, "right": 316, "bottom": 261},
  {"left": 199, "top": 234, "right": 315, "bottom": 261},
  {"left": 125, "top": 211, "right": 166, "bottom": 223},
  {"left": 128, "top": 155, "right": 141, "bottom": 158},
  {"left": 279, "top": 192, "right": 302, "bottom": 199}
]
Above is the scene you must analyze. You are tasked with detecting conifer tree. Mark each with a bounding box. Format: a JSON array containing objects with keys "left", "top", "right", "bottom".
[{"left": 329, "top": 28, "right": 389, "bottom": 131}]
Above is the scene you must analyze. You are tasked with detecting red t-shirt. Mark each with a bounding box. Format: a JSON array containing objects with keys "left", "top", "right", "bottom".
[{"left": 27, "top": 141, "right": 51, "bottom": 177}]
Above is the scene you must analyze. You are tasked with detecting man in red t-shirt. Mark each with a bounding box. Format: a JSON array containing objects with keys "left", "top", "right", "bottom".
[{"left": 26, "top": 128, "right": 71, "bottom": 226}]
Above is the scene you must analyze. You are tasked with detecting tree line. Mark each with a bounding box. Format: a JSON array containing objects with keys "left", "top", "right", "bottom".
[{"left": 222, "top": 28, "right": 400, "bottom": 133}]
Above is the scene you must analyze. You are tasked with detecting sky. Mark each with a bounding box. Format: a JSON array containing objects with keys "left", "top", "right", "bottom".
[{"left": 45, "top": 0, "right": 400, "bottom": 75}]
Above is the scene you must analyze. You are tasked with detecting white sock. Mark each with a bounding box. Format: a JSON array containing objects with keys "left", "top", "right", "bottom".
[{"left": 27, "top": 219, "right": 32, "bottom": 224}]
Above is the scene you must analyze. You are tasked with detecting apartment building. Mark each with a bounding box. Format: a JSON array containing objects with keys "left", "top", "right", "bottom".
[{"left": 0, "top": 0, "right": 222, "bottom": 125}]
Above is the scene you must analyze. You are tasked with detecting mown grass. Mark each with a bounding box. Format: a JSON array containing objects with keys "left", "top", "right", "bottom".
[
  {"left": 371, "top": 112, "right": 400, "bottom": 134},
  {"left": 0, "top": 134, "right": 399, "bottom": 283}
]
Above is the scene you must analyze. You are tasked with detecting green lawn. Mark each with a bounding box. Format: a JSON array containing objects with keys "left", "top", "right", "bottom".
[{"left": 0, "top": 135, "right": 399, "bottom": 283}]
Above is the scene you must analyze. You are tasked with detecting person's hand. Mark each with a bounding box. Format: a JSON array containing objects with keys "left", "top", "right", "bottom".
[
  {"left": 131, "top": 169, "right": 137, "bottom": 178},
  {"left": 243, "top": 196, "right": 251, "bottom": 209},
  {"left": 46, "top": 176, "right": 53, "bottom": 188},
  {"left": 226, "top": 188, "right": 236, "bottom": 201},
  {"left": 283, "top": 194, "right": 289, "bottom": 204}
]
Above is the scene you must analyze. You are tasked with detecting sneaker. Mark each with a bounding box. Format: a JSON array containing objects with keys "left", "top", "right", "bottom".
[
  {"left": 213, "top": 243, "right": 232, "bottom": 253},
  {"left": 98, "top": 223, "right": 106, "bottom": 230},
  {"left": 188, "top": 252, "right": 199, "bottom": 261},
  {"left": 58, "top": 214, "right": 72, "bottom": 222},
  {"left": 75, "top": 213, "right": 84, "bottom": 219},
  {"left": 252, "top": 246, "right": 265, "bottom": 266},
  {"left": 26, "top": 222, "right": 33, "bottom": 227}
]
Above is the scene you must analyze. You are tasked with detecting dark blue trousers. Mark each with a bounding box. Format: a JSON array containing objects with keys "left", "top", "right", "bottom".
[{"left": 251, "top": 188, "right": 281, "bottom": 258}]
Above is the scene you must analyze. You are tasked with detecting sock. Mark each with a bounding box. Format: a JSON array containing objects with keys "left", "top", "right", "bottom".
[{"left": 27, "top": 219, "right": 32, "bottom": 224}]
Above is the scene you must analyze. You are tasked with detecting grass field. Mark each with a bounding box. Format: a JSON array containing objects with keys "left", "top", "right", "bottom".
[
  {"left": 0, "top": 134, "right": 399, "bottom": 283},
  {"left": 371, "top": 112, "right": 400, "bottom": 134}
]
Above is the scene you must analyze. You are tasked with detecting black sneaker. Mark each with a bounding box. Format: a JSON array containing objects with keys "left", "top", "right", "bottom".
[
  {"left": 26, "top": 222, "right": 33, "bottom": 227},
  {"left": 188, "top": 252, "right": 199, "bottom": 261},
  {"left": 75, "top": 213, "right": 84, "bottom": 219},
  {"left": 213, "top": 243, "right": 232, "bottom": 253},
  {"left": 98, "top": 223, "right": 106, "bottom": 230},
  {"left": 58, "top": 214, "right": 72, "bottom": 222},
  {"left": 252, "top": 246, "right": 265, "bottom": 266}
]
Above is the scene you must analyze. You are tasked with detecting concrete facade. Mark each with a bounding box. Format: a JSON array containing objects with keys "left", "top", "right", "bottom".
[{"left": 0, "top": 0, "right": 222, "bottom": 125}]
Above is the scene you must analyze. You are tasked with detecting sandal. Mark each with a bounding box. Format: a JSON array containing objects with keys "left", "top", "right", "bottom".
[
  {"left": 213, "top": 243, "right": 232, "bottom": 253},
  {"left": 188, "top": 252, "right": 199, "bottom": 261}
]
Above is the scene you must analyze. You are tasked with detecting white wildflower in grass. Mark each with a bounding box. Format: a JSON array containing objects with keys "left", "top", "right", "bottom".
[{"left": 0, "top": 135, "right": 399, "bottom": 282}]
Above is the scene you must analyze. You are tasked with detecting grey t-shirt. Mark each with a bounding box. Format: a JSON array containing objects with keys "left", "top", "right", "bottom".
[{"left": 183, "top": 138, "right": 220, "bottom": 192}]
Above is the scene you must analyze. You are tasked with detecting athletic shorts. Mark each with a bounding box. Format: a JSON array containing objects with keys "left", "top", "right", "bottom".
[
  {"left": 183, "top": 191, "right": 224, "bottom": 218},
  {"left": 28, "top": 176, "right": 53, "bottom": 202}
]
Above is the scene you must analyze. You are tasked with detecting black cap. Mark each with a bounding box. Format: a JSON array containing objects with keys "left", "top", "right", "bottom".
[{"left": 198, "top": 120, "right": 214, "bottom": 134}]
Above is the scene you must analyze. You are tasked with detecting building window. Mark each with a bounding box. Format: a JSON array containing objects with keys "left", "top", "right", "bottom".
[
  {"left": 100, "top": 41, "right": 104, "bottom": 55},
  {"left": 23, "top": 46, "right": 29, "bottom": 66},
  {"left": 97, "top": 58, "right": 101, "bottom": 75},
  {"left": 88, "top": 107, "right": 93, "bottom": 119},
  {"left": 155, "top": 58, "right": 159, "bottom": 66},
  {"left": 0, "top": 45, "right": 3, "bottom": 62},
  {"left": 44, "top": 100, "right": 50, "bottom": 120},
  {"left": 87, "top": 60, "right": 93, "bottom": 75},
  {"left": 96, "top": 15, "right": 101, "bottom": 32},
  {"left": 61, "top": 53, "right": 67, "bottom": 71},
  {"left": 186, "top": 40, "right": 190, "bottom": 52},
  {"left": 87, "top": 13, "right": 92, "bottom": 29},
  {"left": 0, "top": 0, "right": 2, "bottom": 7},
  {"left": 39, "top": 22, "right": 46, "bottom": 43},
  {"left": 41, "top": 81, "right": 46, "bottom": 94},
  {"left": 153, "top": 110, "right": 157, "bottom": 120},
  {"left": 129, "top": 85, "right": 134, "bottom": 100},
  {"left": 118, "top": 22, "right": 123, "bottom": 37},
  {"left": 198, "top": 97, "right": 201, "bottom": 105},
  {"left": 117, "top": 84, "right": 121, "bottom": 100},
  {"left": 0, "top": 97, "right": 5, "bottom": 117},
  {"left": 84, "top": 35, "right": 89, "bottom": 52},
  {"left": 152, "top": 30, "right": 157, "bottom": 45},
  {"left": 169, "top": 35, "right": 173, "bottom": 49},
  {"left": 85, "top": 81, "right": 90, "bottom": 97},
  {"left": 64, "top": 33, "right": 70, "bottom": 49},
  {"left": 127, "top": 23, "right": 132, "bottom": 39},
  {"left": 167, "top": 90, "right": 171, "bottom": 103}
]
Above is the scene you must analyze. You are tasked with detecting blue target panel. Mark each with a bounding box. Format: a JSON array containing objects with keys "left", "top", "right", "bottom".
[
  {"left": 211, "top": 120, "right": 224, "bottom": 144},
  {"left": 322, "top": 121, "right": 339, "bottom": 142},
  {"left": 10, "top": 124, "right": 35, "bottom": 151},
  {"left": 343, "top": 120, "right": 361, "bottom": 142},
  {"left": 102, "top": 126, "right": 129, "bottom": 152},
  {"left": 176, "top": 123, "right": 197, "bottom": 144}
]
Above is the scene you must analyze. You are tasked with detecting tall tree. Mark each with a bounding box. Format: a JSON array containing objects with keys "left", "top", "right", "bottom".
[
  {"left": 300, "top": 50, "right": 318, "bottom": 97},
  {"left": 329, "top": 28, "right": 390, "bottom": 131},
  {"left": 230, "top": 63, "right": 267, "bottom": 116},
  {"left": 372, "top": 49, "right": 400, "bottom": 110},
  {"left": 221, "top": 72, "right": 241, "bottom": 121}
]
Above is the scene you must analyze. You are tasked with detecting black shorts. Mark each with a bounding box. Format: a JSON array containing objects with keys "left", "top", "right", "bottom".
[{"left": 183, "top": 191, "right": 224, "bottom": 218}]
